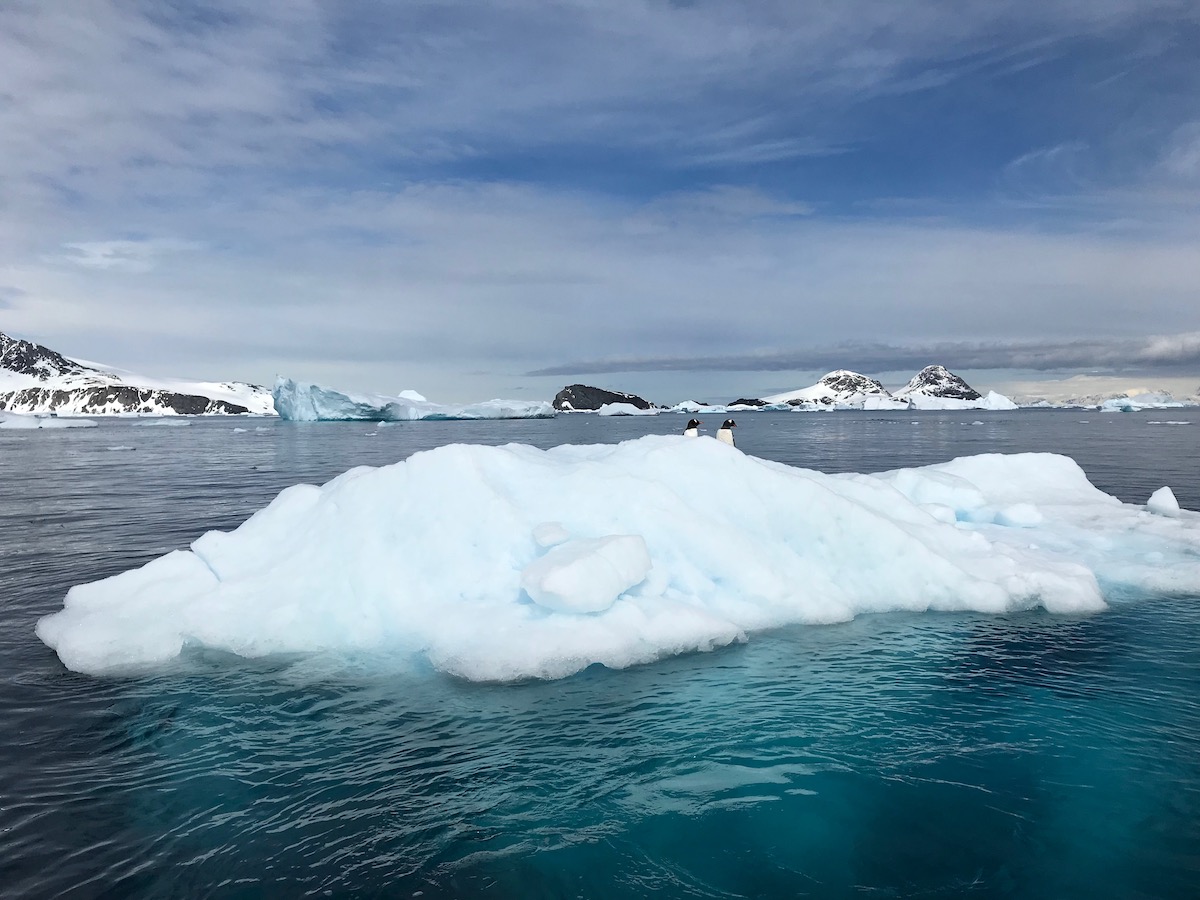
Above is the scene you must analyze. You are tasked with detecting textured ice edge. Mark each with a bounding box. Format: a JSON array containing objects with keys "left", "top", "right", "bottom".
[{"left": 37, "top": 436, "right": 1200, "bottom": 681}]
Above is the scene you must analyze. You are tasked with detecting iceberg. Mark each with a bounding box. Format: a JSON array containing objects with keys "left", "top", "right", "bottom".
[
  {"left": 904, "top": 390, "right": 1018, "bottom": 411},
  {"left": 597, "top": 402, "right": 659, "bottom": 416},
  {"left": 36, "top": 437, "right": 1200, "bottom": 681},
  {"left": 273, "top": 378, "right": 555, "bottom": 421},
  {"left": 0, "top": 410, "right": 97, "bottom": 429},
  {"left": 1099, "top": 391, "right": 1185, "bottom": 412}
]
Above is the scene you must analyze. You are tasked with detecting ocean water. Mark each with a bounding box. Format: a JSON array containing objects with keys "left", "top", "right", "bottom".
[{"left": 2, "top": 410, "right": 1199, "bottom": 899}]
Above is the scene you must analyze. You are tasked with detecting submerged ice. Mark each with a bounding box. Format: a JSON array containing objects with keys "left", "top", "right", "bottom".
[{"left": 37, "top": 436, "right": 1200, "bottom": 681}]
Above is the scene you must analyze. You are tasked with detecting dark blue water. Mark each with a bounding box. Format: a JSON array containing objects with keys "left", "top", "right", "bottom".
[{"left": 2, "top": 410, "right": 1199, "bottom": 898}]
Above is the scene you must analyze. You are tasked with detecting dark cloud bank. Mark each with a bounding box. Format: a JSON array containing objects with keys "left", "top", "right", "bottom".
[{"left": 530, "top": 334, "right": 1200, "bottom": 377}]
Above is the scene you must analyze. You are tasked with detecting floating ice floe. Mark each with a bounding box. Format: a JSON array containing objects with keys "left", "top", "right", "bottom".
[
  {"left": 36, "top": 437, "right": 1200, "bottom": 681},
  {"left": 0, "top": 410, "right": 97, "bottom": 429},
  {"left": 666, "top": 401, "right": 734, "bottom": 414},
  {"left": 597, "top": 402, "right": 659, "bottom": 416},
  {"left": 273, "top": 378, "right": 555, "bottom": 421}
]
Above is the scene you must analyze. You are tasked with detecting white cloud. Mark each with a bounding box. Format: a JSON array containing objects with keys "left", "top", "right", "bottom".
[
  {"left": 1162, "top": 122, "right": 1200, "bottom": 179},
  {"left": 0, "top": 179, "right": 1196, "bottom": 398},
  {"left": 57, "top": 240, "right": 202, "bottom": 273}
]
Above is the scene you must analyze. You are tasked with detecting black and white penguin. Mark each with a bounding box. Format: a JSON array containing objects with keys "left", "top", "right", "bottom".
[
  {"left": 683, "top": 418, "right": 702, "bottom": 437},
  {"left": 716, "top": 419, "right": 737, "bottom": 446}
]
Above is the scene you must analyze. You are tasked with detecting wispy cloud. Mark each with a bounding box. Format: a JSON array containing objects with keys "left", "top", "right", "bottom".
[
  {"left": 57, "top": 240, "right": 202, "bottom": 273},
  {"left": 1161, "top": 122, "right": 1200, "bottom": 179}
]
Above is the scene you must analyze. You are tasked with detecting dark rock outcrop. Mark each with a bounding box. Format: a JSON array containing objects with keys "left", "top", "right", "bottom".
[
  {"left": 787, "top": 396, "right": 834, "bottom": 407},
  {"left": 553, "top": 384, "right": 653, "bottom": 411},
  {"left": 814, "top": 370, "right": 889, "bottom": 397},
  {"left": 0, "top": 331, "right": 85, "bottom": 379},
  {"left": 729, "top": 398, "right": 768, "bottom": 408}
]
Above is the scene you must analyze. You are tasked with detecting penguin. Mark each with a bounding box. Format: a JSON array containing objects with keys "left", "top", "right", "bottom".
[
  {"left": 683, "top": 418, "right": 702, "bottom": 437},
  {"left": 716, "top": 419, "right": 737, "bottom": 447}
]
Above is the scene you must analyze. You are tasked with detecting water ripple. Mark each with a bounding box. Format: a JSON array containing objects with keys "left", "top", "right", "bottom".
[{"left": 3, "top": 414, "right": 1200, "bottom": 897}]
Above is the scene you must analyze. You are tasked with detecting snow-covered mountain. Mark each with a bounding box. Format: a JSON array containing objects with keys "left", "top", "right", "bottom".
[
  {"left": 755, "top": 365, "right": 1016, "bottom": 411},
  {"left": 0, "top": 330, "right": 274, "bottom": 415},
  {"left": 760, "top": 370, "right": 909, "bottom": 410},
  {"left": 894, "top": 365, "right": 980, "bottom": 401},
  {"left": 894, "top": 365, "right": 1017, "bottom": 410}
]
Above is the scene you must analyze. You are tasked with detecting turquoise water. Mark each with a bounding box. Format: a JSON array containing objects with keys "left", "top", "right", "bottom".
[{"left": 2, "top": 411, "right": 1199, "bottom": 897}]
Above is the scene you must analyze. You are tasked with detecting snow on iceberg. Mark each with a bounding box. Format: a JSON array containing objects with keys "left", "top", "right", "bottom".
[
  {"left": 273, "top": 377, "right": 554, "bottom": 421},
  {"left": 1148, "top": 486, "right": 1181, "bottom": 518},
  {"left": 36, "top": 437, "right": 1200, "bottom": 681}
]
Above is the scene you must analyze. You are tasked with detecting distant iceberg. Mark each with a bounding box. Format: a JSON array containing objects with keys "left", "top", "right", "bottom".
[
  {"left": 905, "top": 390, "right": 1018, "bottom": 411},
  {"left": 0, "top": 410, "right": 97, "bottom": 429},
  {"left": 1099, "top": 391, "right": 1186, "bottom": 413},
  {"left": 273, "top": 378, "right": 555, "bottom": 421},
  {"left": 597, "top": 402, "right": 658, "bottom": 416},
  {"left": 38, "top": 436, "right": 1199, "bottom": 681}
]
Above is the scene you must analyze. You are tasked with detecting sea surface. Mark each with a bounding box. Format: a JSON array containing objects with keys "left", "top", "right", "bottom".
[{"left": 2, "top": 409, "right": 1199, "bottom": 899}]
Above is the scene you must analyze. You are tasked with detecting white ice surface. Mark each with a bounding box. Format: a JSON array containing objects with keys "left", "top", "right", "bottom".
[
  {"left": 0, "top": 410, "right": 97, "bottom": 429},
  {"left": 520, "top": 535, "right": 651, "bottom": 613},
  {"left": 273, "top": 378, "right": 554, "bottom": 421},
  {"left": 36, "top": 437, "right": 1200, "bottom": 681}
]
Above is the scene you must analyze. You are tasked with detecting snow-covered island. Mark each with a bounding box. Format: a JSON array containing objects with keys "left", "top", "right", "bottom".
[
  {"left": 553, "top": 384, "right": 655, "bottom": 412},
  {"left": 0, "top": 330, "right": 273, "bottom": 416},
  {"left": 552, "top": 367, "right": 1021, "bottom": 414},
  {"left": 558, "top": 367, "right": 1200, "bottom": 414},
  {"left": 36, "top": 435, "right": 1199, "bottom": 680},
  {"left": 760, "top": 366, "right": 1017, "bottom": 411}
]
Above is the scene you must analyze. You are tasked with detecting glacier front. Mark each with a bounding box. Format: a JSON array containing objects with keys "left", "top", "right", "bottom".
[
  {"left": 273, "top": 378, "right": 555, "bottom": 421},
  {"left": 37, "top": 436, "right": 1200, "bottom": 681}
]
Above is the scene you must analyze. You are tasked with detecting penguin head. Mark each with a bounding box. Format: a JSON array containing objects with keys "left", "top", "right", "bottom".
[
  {"left": 686, "top": 418, "right": 701, "bottom": 430},
  {"left": 721, "top": 419, "right": 737, "bottom": 429}
]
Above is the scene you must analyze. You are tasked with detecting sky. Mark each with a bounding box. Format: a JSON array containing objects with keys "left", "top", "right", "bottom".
[{"left": 1, "top": 0, "right": 1199, "bottom": 403}]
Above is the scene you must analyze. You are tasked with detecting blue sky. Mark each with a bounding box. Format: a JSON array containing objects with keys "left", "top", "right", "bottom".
[{"left": 1, "top": 0, "right": 1198, "bottom": 401}]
